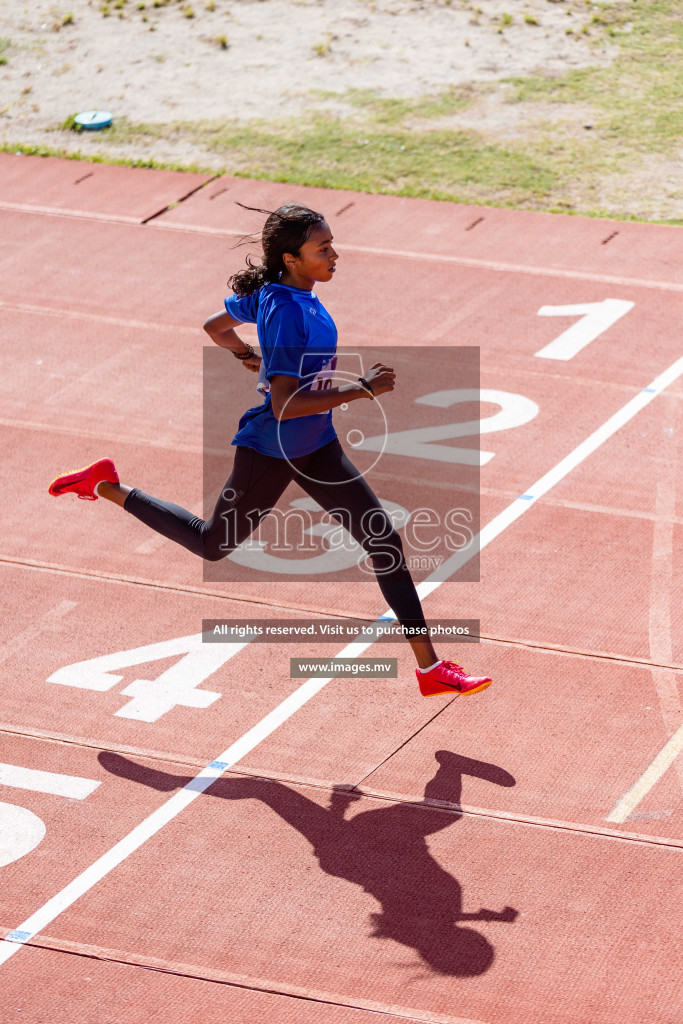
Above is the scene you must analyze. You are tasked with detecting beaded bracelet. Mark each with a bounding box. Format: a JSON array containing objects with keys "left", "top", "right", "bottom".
[{"left": 233, "top": 344, "right": 255, "bottom": 361}]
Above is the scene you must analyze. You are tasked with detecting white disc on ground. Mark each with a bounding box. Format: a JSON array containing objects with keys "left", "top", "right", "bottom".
[{"left": 74, "top": 110, "right": 113, "bottom": 130}]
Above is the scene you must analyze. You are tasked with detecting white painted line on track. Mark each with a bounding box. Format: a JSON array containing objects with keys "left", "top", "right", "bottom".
[
  {"left": 0, "top": 414, "right": 204, "bottom": 455},
  {"left": 0, "top": 764, "right": 100, "bottom": 801},
  {"left": 0, "top": 299, "right": 196, "bottom": 335},
  {"left": 150, "top": 222, "right": 683, "bottom": 294},
  {"left": 605, "top": 723, "right": 683, "bottom": 824},
  {"left": 3, "top": 355, "right": 683, "bottom": 965},
  {"left": 0, "top": 201, "right": 143, "bottom": 225},
  {"left": 344, "top": 243, "right": 683, "bottom": 295},
  {"left": 0, "top": 601, "right": 77, "bottom": 668},
  {"left": 4, "top": 208, "right": 681, "bottom": 290},
  {"left": 0, "top": 670, "right": 347, "bottom": 962},
  {"left": 417, "top": 353, "right": 683, "bottom": 595}
]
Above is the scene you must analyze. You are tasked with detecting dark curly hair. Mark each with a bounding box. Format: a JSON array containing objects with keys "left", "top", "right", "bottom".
[{"left": 228, "top": 202, "right": 326, "bottom": 296}]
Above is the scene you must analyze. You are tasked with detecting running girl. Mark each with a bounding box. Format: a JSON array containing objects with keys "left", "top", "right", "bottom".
[{"left": 49, "top": 203, "right": 491, "bottom": 698}]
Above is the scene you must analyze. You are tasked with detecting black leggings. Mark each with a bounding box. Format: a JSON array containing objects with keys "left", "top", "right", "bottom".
[{"left": 124, "top": 439, "right": 428, "bottom": 636}]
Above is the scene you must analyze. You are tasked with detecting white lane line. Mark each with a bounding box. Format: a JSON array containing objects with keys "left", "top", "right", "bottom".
[
  {"left": 418, "top": 354, "right": 683, "bottom": 594},
  {"left": 349, "top": 244, "right": 683, "bottom": 295},
  {"left": 391, "top": 354, "right": 683, "bottom": 817},
  {"left": 0, "top": 764, "right": 100, "bottom": 801},
  {"left": 150, "top": 222, "right": 683, "bottom": 294},
  {"left": 0, "top": 414, "right": 203, "bottom": 454},
  {"left": 603, "top": 395, "right": 683, "bottom": 824},
  {"left": 605, "top": 724, "right": 683, "bottom": 824},
  {"left": 3, "top": 355, "right": 683, "bottom": 964},
  {"left": 0, "top": 669, "right": 349, "bottom": 961},
  {"left": 0, "top": 299, "right": 196, "bottom": 334},
  {"left": 135, "top": 533, "right": 168, "bottom": 555},
  {"left": 4, "top": 208, "right": 681, "bottom": 292},
  {"left": 0, "top": 601, "right": 77, "bottom": 668},
  {"left": 647, "top": 394, "right": 683, "bottom": 799},
  {"left": 0, "top": 201, "right": 142, "bottom": 223}
]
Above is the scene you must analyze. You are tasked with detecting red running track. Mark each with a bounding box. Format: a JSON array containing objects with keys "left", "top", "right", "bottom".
[{"left": 0, "top": 154, "right": 682, "bottom": 1024}]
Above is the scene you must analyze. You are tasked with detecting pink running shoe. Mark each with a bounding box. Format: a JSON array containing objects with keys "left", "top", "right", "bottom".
[
  {"left": 417, "top": 660, "right": 492, "bottom": 698},
  {"left": 49, "top": 458, "right": 119, "bottom": 501}
]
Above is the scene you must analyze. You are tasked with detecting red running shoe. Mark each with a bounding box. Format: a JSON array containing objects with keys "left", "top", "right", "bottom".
[
  {"left": 417, "top": 660, "right": 492, "bottom": 698},
  {"left": 49, "top": 458, "right": 119, "bottom": 501}
]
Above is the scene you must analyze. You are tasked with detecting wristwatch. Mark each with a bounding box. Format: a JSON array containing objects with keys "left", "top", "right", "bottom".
[{"left": 358, "top": 376, "right": 375, "bottom": 400}]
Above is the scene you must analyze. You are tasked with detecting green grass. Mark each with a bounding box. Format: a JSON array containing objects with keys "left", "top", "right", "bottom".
[
  {"left": 504, "top": 1, "right": 683, "bottom": 155},
  {"left": 0, "top": 140, "right": 213, "bottom": 175},
  {"left": 335, "top": 86, "right": 477, "bottom": 124},
  {"left": 187, "top": 114, "right": 556, "bottom": 206},
  {"left": 493, "top": 0, "right": 683, "bottom": 220}
]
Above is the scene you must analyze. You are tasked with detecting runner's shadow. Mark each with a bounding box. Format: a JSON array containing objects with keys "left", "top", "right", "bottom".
[{"left": 99, "top": 749, "right": 518, "bottom": 976}]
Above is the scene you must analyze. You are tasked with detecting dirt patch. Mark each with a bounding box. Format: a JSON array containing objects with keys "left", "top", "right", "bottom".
[{"left": 0, "top": 0, "right": 614, "bottom": 146}]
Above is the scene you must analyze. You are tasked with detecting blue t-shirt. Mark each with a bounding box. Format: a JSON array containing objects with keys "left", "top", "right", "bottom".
[{"left": 224, "top": 283, "right": 338, "bottom": 459}]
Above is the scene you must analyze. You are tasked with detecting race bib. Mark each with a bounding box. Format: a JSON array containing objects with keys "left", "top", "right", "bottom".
[
  {"left": 309, "top": 355, "right": 337, "bottom": 392},
  {"left": 258, "top": 355, "right": 337, "bottom": 412}
]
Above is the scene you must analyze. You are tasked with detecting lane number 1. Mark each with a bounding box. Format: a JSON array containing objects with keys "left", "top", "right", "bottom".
[{"left": 535, "top": 299, "right": 634, "bottom": 361}]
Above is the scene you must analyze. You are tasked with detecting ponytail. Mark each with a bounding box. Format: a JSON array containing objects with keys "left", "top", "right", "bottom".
[{"left": 228, "top": 256, "right": 276, "bottom": 296}]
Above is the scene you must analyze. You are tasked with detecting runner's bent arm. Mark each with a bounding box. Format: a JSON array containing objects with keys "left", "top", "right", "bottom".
[
  {"left": 270, "top": 363, "right": 396, "bottom": 420},
  {"left": 203, "top": 310, "right": 261, "bottom": 372}
]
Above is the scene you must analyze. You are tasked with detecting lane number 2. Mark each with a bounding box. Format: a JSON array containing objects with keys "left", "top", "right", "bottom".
[{"left": 357, "top": 389, "right": 539, "bottom": 466}]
